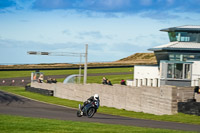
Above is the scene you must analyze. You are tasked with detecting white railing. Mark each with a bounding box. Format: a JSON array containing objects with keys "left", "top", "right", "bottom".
[
  {"left": 127, "top": 78, "right": 160, "bottom": 87},
  {"left": 127, "top": 78, "right": 200, "bottom": 87}
]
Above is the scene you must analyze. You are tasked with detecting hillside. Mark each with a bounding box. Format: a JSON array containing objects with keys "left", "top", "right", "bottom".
[
  {"left": 0, "top": 53, "right": 157, "bottom": 69},
  {"left": 115, "top": 53, "right": 157, "bottom": 64}
]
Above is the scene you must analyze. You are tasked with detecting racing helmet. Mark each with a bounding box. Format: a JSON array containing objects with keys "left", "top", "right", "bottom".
[{"left": 94, "top": 94, "right": 99, "bottom": 100}]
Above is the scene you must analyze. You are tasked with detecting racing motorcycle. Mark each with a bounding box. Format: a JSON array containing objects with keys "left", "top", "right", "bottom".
[{"left": 77, "top": 100, "right": 99, "bottom": 118}]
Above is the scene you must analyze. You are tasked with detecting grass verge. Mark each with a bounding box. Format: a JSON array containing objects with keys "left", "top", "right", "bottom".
[
  {"left": 0, "top": 114, "right": 195, "bottom": 133},
  {"left": 0, "top": 86, "right": 200, "bottom": 125},
  {"left": 0, "top": 67, "right": 133, "bottom": 79},
  {"left": 57, "top": 74, "right": 133, "bottom": 84}
]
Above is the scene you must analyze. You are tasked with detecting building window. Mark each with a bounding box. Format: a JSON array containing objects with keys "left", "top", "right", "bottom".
[
  {"left": 183, "top": 55, "right": 195, "bottom": 61},
  {"left": 179, "top": 32, "right": 190, "bottom": 42},
  {"left": 169, "top": 54, "right": 175, "bottom": 61},
  {"left": 163, "top": 62, "right": 191, "bottom": 80},
  {"left": 174, "top": 64, "right": 183, "bottom": 79},
  {"left": 169, "top": 54, "right": 182, "bottom": 61},
  {"left": 175, "top": 54, "right": 181, "bottom": 61},
  {"left": 184, "top": 64, "right": 191, "bottom": 79},
  {"left": 168, "top": 32, "right": 190, "bottom": 42},
  {"left": 168, "top": 32, "right": 200, "bottom": 43},
  {"left": 168, "top": 32, "right": 177, "bottom": 42},
  {"left": 169, "top": 54, "right": 200, "bottom": 61}
]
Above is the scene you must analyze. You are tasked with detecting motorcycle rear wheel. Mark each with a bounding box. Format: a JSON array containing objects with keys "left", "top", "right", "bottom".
[{"left": 87, "top": 107, "right": 96, "bottom": 118}]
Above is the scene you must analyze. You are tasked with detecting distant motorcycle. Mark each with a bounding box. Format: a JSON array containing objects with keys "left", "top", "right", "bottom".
[{"left": 77, "top": 100, "right": 99, "bottom": 118}]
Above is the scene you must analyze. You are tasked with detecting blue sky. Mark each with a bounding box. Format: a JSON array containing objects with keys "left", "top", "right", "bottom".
[{"left": 0, "top": 0, "right": 200, "bottom": 64}]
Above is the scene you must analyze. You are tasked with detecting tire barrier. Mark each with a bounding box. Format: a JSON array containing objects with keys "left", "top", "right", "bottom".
[
  {"left": 1, "top": 79, "right": 29, "bottom": 86},
  {"left": 25, "top": 86, "right": 54, "bottom": 96},
  {"left": 178, "top": 100, "right": 200, "bottom": 116}
]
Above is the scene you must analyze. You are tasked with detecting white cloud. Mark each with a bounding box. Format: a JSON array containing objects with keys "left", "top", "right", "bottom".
[
  {"left": 167, "top": 0, "right": 174, "bottom": 4},
  {"left": 140, "top": 0, "right": 152, "bottom": 6},
  {"left": 98, "top": 0, "right": 131, "bottom": 9}
]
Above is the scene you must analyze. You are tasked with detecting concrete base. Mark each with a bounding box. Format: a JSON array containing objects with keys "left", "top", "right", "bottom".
[{"left": 160, "top": 79, "right": 191, "bottom": 87}]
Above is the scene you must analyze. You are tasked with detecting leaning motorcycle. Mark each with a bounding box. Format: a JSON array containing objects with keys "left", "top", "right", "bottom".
[{"left": 77, "top": 100, "right": 99, "bottom": 118}]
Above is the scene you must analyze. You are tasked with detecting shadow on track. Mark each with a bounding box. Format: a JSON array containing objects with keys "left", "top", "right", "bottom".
[{"left": 0, "top": 91, "right": 25, "bottom": 105}]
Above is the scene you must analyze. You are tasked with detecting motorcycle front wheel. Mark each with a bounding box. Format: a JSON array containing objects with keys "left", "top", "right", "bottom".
[
  {"left": 77, "top": 110, "right": 82, "bottom": 117},
  {"left": 87, "top": 107, "right": 96, "bottom": 118}
]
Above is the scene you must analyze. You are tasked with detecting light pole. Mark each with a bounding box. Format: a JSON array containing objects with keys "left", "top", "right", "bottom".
[
  {"left": 78, "top": 53, "right": 82, "bottom": 84},
  {"left": 27, "top": 44, "right": 88, "bottom": 84},
  {"left": 84, "top": 44, "right": 88, "bottom": 84}
]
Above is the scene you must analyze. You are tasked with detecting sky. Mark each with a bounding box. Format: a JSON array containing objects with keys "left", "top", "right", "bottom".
[{"left": 0, "top": 0, "right": 200, "bottom": 64}]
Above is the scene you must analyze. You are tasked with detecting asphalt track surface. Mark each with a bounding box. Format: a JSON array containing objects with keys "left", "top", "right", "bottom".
[
  {"left": 0, "top": 91, "right": 200, "bottom": 132},
  {"left": 0, "top": 72, "right": 132, "bottom": 87}
]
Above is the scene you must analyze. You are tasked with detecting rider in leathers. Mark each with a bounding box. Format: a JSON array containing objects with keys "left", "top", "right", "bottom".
[{"left": 81, "top": 94, "right": 100, "bottom": 111}]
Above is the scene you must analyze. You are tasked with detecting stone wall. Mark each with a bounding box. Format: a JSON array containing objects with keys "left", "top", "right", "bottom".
[
  {"left": 31, "top": 82, "right": 182, "bottom": 115},
  {"left": 31, "top": 82, "right": 56, "bottom": 91},
  {"left": 195, "top": 93, "right": 200, "bottom": 102},
  {"left": 177, "top": 87, "right": 194, "bottom": 102}
]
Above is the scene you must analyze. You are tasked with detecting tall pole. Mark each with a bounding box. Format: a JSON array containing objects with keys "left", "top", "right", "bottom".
[
  {"left": 78, "top": 54, "right": 82, "bottom": 83},
  {"left": 84, "top": 44, "right": 88, "bottom": 84}
]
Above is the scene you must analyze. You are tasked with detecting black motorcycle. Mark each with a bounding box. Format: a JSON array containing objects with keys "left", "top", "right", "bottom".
[{"left": 77, "top": 100, "right": 99, "bottom": 118}]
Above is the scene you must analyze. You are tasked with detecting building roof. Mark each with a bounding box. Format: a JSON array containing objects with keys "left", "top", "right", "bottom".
[
  {"left": 148, "top": 41, "right": 200, "bottom": 51},
  {"left": 160, "top": 25, "right": 200, "bottom": 32}
]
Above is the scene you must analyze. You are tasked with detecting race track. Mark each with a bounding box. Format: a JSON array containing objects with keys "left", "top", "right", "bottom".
[
  {"left": 0, "top": 72, "right": 132, "bottom": 87},
  {"left": 0, "top": 91, "right": 200, "bottom": 132}
]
